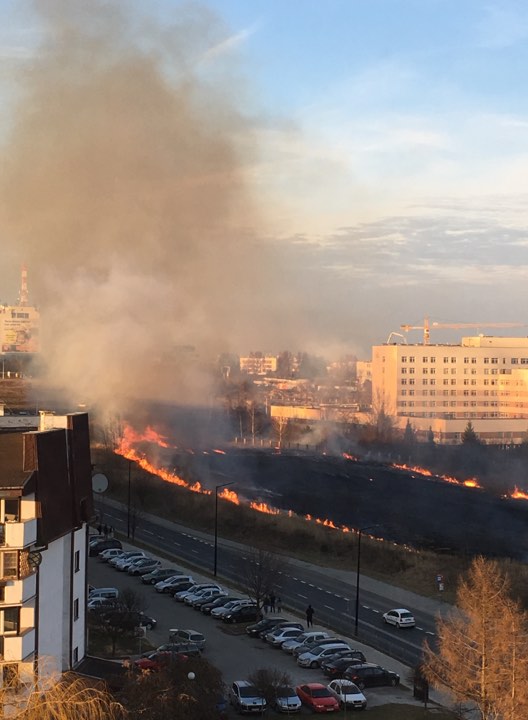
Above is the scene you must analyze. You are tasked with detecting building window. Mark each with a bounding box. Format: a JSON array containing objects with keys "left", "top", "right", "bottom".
[
  {"left": 73, "top": 647, "right": 79, "bottom": 665},
  {"left": 74, "top": 551, "right": 80, "bottom": 573},
  {"left": 409, "top": 390, "right": 415, "bottom": 396},
  {"left": 464, "top": 357, "right": 469, "bottom": 363},
  {"left": 512, "top": 358, "right": 519, "bottom": 364},
  {"left": 2, "top": 663, "right": 19, "bottom": 691},
  {"left": 0, "top": 499, "right": 19, "bottom": 523},
  {"left": 0, "top": 552, "right": 18, "bottom": 580},
  {"left": 484, "top": 358, "right": 490, "bottom": 364},
  {"left": 430, "top": 379, "right": 436, "bottom": 385},
  {"left": 1, "top": 607, "right": 19, "bottom": 634},
  {"left": 451, "top": 357, "right": 456, "bottom": 363},
  {"left": 409, "top": 356, "right": 415, "bottom": 363},
  {"left": 74, "top": 598, "right": 79, "bottom": 621},
  {"left": 471, "top": 357, "right": 476, "bottom": 364},
  {"left": 401, "top": 368, "right": 407, "bottom": 374},
  {"left": 430, "top": 356, "right": 436, "bottom": 363},
  {"left": 402, "top": 356, "right": 407, "bottom": 362},
  {"left": 401, "top": 379, "right": 407, "bottom": 385},
  {"left": 423, "top": 357, "right": 428, "bottom": 363},
  {"left": 409, "top": 378, "right": 415, "bottom": 385},
  {"left": 409, "top": 368, "right": 415, "bottom": 374},
  {"left": 401, "top": 390, "right": 407, "bottom": 396},
  {"left": 423, "top": 368, "right": 428, "bottom": 375},
  {"left": 423, "top": 379, "right": 428, "bottom": 385},
  {"left": 430, "top": 390, "right": 436, "bottom": 396},
  {"left": 451, "top": 379, "right": 456, "bottom": 385},
  {"left": 491, "top": 358, "right": 498, "bottom": 364}
]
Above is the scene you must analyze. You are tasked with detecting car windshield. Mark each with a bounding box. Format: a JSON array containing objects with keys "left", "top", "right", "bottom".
[
  {"left": 311, "top": 688, "right": 331, "bottom": 698},
  {"left": 239, "top": 686, "right": 259, "bottom": 698},
  {"left": 278, "top": 687, "right": 295, "bottom": 697},
  {"left": 342, "top": 683, "right": 361, "bottom": 694}
]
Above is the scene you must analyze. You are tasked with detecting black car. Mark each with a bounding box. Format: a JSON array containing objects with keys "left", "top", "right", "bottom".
[
  {"left": 344, "top": 663, "right": 400, "bottom": 689},
  {"left": 201, "top": 596, "right": 240, "bottom": 615},
  {"left": 222, "top": 605, "right": 259, "bottom": 624},
  {"left": 155, "top": 642, "right": 202, "bottom": 657},
  {"left": 322, "top": 654, "right": 366, "bottom": 679},
  {"left": 89, "top": 538, "right": 122, "bottom": 557},
  {"left": 259, "top": 620, "right": 304, "bottom": 640},
  {"left": 100, "top": 609, "right": 157, "bottom": 630},
  {"left": 141, "top": 568, "right": 181, "bottom": 585},
  {"left": 246, "top": 617, "right": 281, "bottom": 637}
]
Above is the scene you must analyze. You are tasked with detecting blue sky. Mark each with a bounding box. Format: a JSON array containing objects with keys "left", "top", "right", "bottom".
[{"left": 1, "top": 1, "right": 528, "bottom": 356}]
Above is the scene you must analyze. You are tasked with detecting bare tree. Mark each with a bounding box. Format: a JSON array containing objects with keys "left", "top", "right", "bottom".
[
  {"left": 423, "top": 556, "right": 528, "bottom": 719},
  {"left": 239, "top": 546, "right": 288, "bottom": 613},
  {"left": 272, "top": 416, "right": 289, "bottom": 449},
  {"left": 248, "top": 667, "right": 293, "bottom": 708}
]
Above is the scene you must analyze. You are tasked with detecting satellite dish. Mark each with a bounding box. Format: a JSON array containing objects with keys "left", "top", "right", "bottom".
[{"left": 92, "top": 473, "right": 109, "bottom": 494}]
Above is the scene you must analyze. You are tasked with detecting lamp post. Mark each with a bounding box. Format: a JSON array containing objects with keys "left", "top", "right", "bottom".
[
  {"left": 126, "top": 459, "right": 132, "bottom": 539},
  {"left": 214, "top": 482, "right": 234, "bottom": 577},
  {"left": 354, "top": 524, "right": 380, "bottom": 636}
]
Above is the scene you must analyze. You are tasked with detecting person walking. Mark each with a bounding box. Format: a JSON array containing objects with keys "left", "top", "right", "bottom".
[
  {"left": 276, "top": 596, "right": 282, "bottom": 613},
  {"left": 263, "top": 596, "right": 270, "bottom": 614},
  {"left": 306, "top": 604, "right": 314, "bottom": 627},
  {"left": 270, "top": 593, "right": 276, "bottom": 613}
]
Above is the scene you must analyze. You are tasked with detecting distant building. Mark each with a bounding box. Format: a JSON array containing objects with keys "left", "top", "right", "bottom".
[
  {"left": 240, "top": 353, "right": 278, "bottom": 376},
  {"left": 0, "top": 413, "right": 93, "bottom": 689},
  {"left": 0, "top": 266, "right": 40, "bottom": 354},
  {"left": 371, "top": 336, "right": 528, "bottom": 443}
]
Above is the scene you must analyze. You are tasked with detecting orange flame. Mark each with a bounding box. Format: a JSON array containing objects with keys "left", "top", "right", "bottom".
[
  {"left": 118, "top": 424, "right": 171, "bottom": 453},
  {"left": 219, "top": 488, "right": 240, "bottom": 505},
  {"left": 249, "top": 501, "right": 281, "bottom": 515},
  {"left": 393, "top": 463, "right": 481, "bottom": 489},
  {"left": 510, "top": 486, "right": 528, "bottom": 500},
  {"left": 342, "top": 453, "right": 358, "bottom": 461},
  {"left": 213, "top": 449, "right": 226, "bottom": 455}
]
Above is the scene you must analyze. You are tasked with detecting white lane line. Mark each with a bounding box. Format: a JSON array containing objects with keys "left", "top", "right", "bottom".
[
  {"left": 300, "top": 580, "right": 307, "bottom": 584},
  {"left": 297, "top": 594, "right": 308, "bottom": 599},
  {"left": 191, "top": 549, "right": 199, "bottom": 554},
  {"left": 426, "top": 631, "right": 435, "bottom": 636},
  {"left": 371, "top": 609, "right": 380, "bottom": 614},
  {"left": 144, "top": 530, "right": 154, "bottom": 535},
  {"left": 324, "top": 605, "right": 334, "bottom": 611},
  {"left": 362, "top": 605, "right": 370, "bottom": 610},
  {"left": 417, "top": 627, "right": 424, "bottom": 631}
]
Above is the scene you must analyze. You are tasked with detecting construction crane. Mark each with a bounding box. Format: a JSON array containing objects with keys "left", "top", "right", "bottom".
[{"left": 400, "top": 317, "right": 524, "bottom": 345}]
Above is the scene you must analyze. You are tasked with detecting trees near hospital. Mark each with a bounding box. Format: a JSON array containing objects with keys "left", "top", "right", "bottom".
[{"left": 423, "top": 556, "right": 528, "bottom": 719}]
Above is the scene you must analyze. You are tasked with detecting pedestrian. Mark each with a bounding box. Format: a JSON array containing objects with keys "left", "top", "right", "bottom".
[
  {"left": 263, "top": 596, "right": 270, "bottom": 614},
  {"left": 97, "top": 523, "right": 102, "bottom": 535},
  {"left": 103, "top": 524, "right": 109, "bottom": 537},
  {"left": 109, "top": 526, "right": 114, "bottom": 537},
  {"left": 306, "top": 604, "right": 314, "bottom": 627},
  {"left": 276, "top": 596, "right": 282, "bottom": 613},
  {"left": 270, "top": 592, "right": 276, "bottom": 613}
]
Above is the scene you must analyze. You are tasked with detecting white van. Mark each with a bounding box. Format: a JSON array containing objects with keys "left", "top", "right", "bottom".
[
  {"left": 297, "top": 642, "right": 351, "bottom": 668},
  {"left": 88, "top": 587, "right": 119, "bottom": 601}
]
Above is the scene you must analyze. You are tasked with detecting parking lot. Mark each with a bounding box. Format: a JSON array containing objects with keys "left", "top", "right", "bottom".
[{"left": 88, "top": 541, "right": 431, "bottom": 713}]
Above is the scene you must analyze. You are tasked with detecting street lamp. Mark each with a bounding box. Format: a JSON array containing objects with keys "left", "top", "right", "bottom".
[
  {"left": 214, "top": 482, "right": 234, "bottom": 577},
  {"left": 354, "top": 524, "right": 380, "bottom": 636},
  {"left": 127, "top": 459, "right": 132, "bottom": 539}
]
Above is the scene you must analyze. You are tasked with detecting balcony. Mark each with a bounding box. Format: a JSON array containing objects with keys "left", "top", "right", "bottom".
[
  {"left": 2, "top": 628, "right": 35, "bottom": 661},
  {"left": 0, "top": 520, "right": 37, "bottom": 550}
]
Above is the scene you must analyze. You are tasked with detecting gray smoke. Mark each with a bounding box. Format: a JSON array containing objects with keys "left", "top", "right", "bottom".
[{"left": 0, "top": 0, "right": 291, "bottom": 412}]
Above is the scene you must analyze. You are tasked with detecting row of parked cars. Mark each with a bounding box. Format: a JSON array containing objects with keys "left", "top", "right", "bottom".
[{"left": 90, "top": 537, "right": 401, "bottom": 713}]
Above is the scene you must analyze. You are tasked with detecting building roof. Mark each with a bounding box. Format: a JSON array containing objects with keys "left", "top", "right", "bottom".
[{"left": 0, "top": 433, "right": 34, "bottom": 490}]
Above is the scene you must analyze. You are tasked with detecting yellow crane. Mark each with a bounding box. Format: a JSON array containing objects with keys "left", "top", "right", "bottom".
[{"left": 400, "top": 317, "right": 524, "bottom": 345}]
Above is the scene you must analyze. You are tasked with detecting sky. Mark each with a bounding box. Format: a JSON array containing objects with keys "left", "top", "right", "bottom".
[{"left": 0, "top": 0, "right": 527, "bottom": 402}]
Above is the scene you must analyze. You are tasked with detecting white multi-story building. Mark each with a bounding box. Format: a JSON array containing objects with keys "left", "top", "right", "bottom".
[
  {"left": 239, "top": 353, "right": 278, "bottom": 376},
  {"left": 372, "top": 336, "right": 528, "bottom": 444},
  {"left": 0, "top": 413, "right": 93, "bottom": 689}
]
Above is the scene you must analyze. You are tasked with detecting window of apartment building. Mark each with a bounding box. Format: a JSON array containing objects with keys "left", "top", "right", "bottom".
[
  {"left": 451, "top": 357, "right": 456, "bottom": 363},
  {"left": 463, "top": 368, "right": 468, "bottom": 375},
  {"left": 423, "top": 368, "right": 428, "bottom": 374},
  {"left": 0, "top": 607, "right": 19, "bottom": 634},
  {"left": 430, "top": 389, "right": 436, "bottom": 396},
  {"left": 409, "top": 368, "right": 415, "bottom": 374},
  {"left": 401, "top": 368, "right": 407, "bottom": 374},
  {"left": 409, "top": 356, "right": 415, "bottom": 363},
  {"left": 450, "top": 390, "right": 457, "bottom": 396},
  {"left": 471, "top": 401, "right": 477, "bottom": 406},
  {"left": 491, "top": 369, "right": 498, "bottom": 375},
  {"left": 0, "top": 499, "right": 19, "bottom": 523},
  {"left": 491, "top": 358, "right": 498, "bottom": 364},
  {"left": 464, "top": 390, "right": 469, "bottom": 396},
  {"left": 471, "top": 369, "right": 477, "bottom": 374},
  {"left": 73, "top": 647, "right": 79, "bottom": 665},
  {"left": 471, "top": 357, "right": 477, "bottom": 363},
  {"left": 464, "top": 357, "right": 469, "bottom": 363},
  {"left": 443, "top": 368, "right": 449, "bottom": 375},
  {"left": 443, "top": 389, "right": 449, "bottom": 396},
  {"left": 74, "top": 551, "right": 80, "bottom": 573},
  {"left": 409, "top": 401, "right": 414, "bottom": 407},
  {"left": 74, "top": 598, "right": 79, "bottom": 621},
  {"left": 409, "top": 378, "right": 415, "bottom": 385},
  {"left": 471, "top": 380, "right": 477, "bottom": 385},
  {"left": 409, "top": 390, "right": 415, "bottom": 396},
  {"left": 443, "top": 401, "right": 449, "bottom": 407},
  {"left": 484, "top": 379, "right": 489, "bottom": 385},
  {"left": 450, "top": 401, "right": 457, "bottom": 406},
  {"left": 471, "top": 390, "right": 477, "bottom": 396},
  {"left": 423, "top": 357, "right": 428, "bottom": 363},
  {"left": 451, "top": 379, "right": 456, "bottom": 385},
  {"left": 0, "top": 552, "right": 18, "bottom": 579},
  {"left": 484, "top": 357, "right": 490, "bottom": 364},
  {"left": 401, "top": 401, "right": 407, "bottom": 407},
  {"left": 451, "top": 368, "right": 456, "bottom": 374},
  {"left": 430, "top": 368, "right": 436, "bottom": 374},
  {"left": 484, "top": 390, "right": 489, "bottom": 396},
  {"left": 423, "top": 379, "right": 428, "bottom": 385},
  {"left": 443, "top": 379, "right": 449, "bottom": 385},
  {"left": 401, "top": 390, "right": 407, "bottom": 396},
  {"left": 430, "top": 400, "right": 436, "bottom": 406},
  {"left": 463, "top": 379, "right": 469, "bottom": 385},
  {"left": 401, "top": 356, "right": 407, "bottom": 362},
  {"left": 512, "top": 358, "right": 519, "bottom": 364},
  {"left": 463, "top": 401, "right": 469, "bottom": 407},
  {"left": 401, "top": 379, "right": 407, "bottom": 385},
  {"left": 2, "top": 663, "right": 19, "bottom": 691},
  {"left": 430, "top": 356, "right": 436, "bottom": 363},
  {"left": 522, "top": 358, "right": 528, "bottom": 364},
  {"left": 423, "top": 390, "right": 428, "bottom": 396},
  {"left": 430, "top": 379, "right": 436, "bottom": 385}
]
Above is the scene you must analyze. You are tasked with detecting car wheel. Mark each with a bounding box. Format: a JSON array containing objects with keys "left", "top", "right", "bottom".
[
  {"left": 310, "top": 661, "right": 318, "bottom": 669},
  {"left": 390, "top": 678, "right": 398, "bottom": 687}
]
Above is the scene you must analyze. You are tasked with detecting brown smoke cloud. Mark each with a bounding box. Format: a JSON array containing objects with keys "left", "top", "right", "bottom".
[{"left": 1, "top": 0, "right": 290, "bottom": 411}]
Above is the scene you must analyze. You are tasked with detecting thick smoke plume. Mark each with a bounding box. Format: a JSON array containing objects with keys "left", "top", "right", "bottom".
[{"left": 1, "top": 0, "right": 284, "bottom": 412}]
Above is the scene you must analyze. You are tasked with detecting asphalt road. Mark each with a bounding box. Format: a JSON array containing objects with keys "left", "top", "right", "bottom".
[{"left": 95, "top": 499, "right": 438, "bottom": 667}]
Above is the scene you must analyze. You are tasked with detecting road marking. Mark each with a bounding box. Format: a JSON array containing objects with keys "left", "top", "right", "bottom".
[
  {"left": 417, "top": 626, "right": 424, "bottom": 631},
  {"left": 362, "top": 605, "right": 370, "bottom": 610},
  {"left": 426, "top": 631, "right": 435, "bottom": 636},
  {"left": 324, "top": 605, "right": 334, "bottom": 611},
  {"left": 144, "top": 530, "right": 154, "bottom": 535},
  {"left": 297, "top": 593, "right": 307, "bottom": 599},
  {"left": 371, "top": 609, "right": 380, "bottom": 613}
]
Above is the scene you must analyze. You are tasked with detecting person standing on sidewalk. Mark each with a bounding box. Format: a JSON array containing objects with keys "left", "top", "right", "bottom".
[
  {"left": 270, "top": 593, "right": 276, "bottom": 613},
  {"left": 276, "top": 596, "right": 282, "bottom": 613},
  {"left": 306, "top": 604, "right": 314, "bottom": 627}
]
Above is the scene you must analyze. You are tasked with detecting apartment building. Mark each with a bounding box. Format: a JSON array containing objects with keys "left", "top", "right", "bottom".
[
  {"left": 0, "top": 413, "right": 93, "bottom": 689},
  {"left": 372, "top": 336, "right": 528, "bottom": 444},
  {"left": 239, "top": 353, "right": 278, "bottom": 376}
]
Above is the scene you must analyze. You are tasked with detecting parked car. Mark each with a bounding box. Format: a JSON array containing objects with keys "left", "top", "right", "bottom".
[
  {"left": 292, "top": 636, "right": 341, "bottom": 658},
  {"left": 246, "top": 617, "right": 282, "bottom": 637},
  {"left": 155, "top": 642, "right": 202, "bottom": 658},
  {"left": 88, "top": 587, "right": 119, "bottom": 601},
  {"left": 328, "top": 679, "right": 367, "bottom": 710},
  {"left": 382, "top": 608, "right": 416, "bottom": 628},
  {"left": 89, "top": 538, "right": 122, "bottom": 557},
  {"left": 133, "top": 651, "right": 187, "bottom": 672},
  {"left": 128, "top": 559, "right": 161, "bottom": 576},
  {"left": 176, "top": 583, "right": 222, "bottom": 603},
  {"left": 169, "top": 629, "right": 206, "bottom": 651},
  {"left": 98, "top": 548, "right": 125, "bottom": 562},
  {"left": 211, "top": 599, "right": 253, "bottom": 619},
  {"left": 273, "top": 686, "right": 302, "bottom": 714},
  {"left": 266, "top": 626, "right": 305, "bottom": 647},
  {"left": 186, "top": 587, "right": 226, "bottom": 607},
  {"left": 259, "top": 621, "right": 304, "bottom": 640},
  {"left": 222, "top": 604, "right": 259, "bottom": 624},
  {"left": 344, "top": 663, "right": 400, "bottom": 689},
  {"left": 87, "top": 597, "right": 120, "bottom": 612},
  {"left": 110, "top": 551, "right": 146, "bottom": 569},
  {"left": 154, "top": 575, "right": 193, "bottom": 593},
  {"left": 141, "top": 568, "right": 182, "bottom": 585},
  {"left": 229, "top": 680, "right": 267, "bottom": 714},
  {"left": 201, "top": 595, "right": 240, "bottom": 615},
  {"left": 117, "top": 554, "right": 151, "bottom": 572},
  {"left": 282, "top": 630, "right": 330, "bottom": 654},
  {"left": 296, "top": 683, "right": 340, "bottom": 713},
  {"left": 298, "top": 643, "right": 351, "bottom": 669},
  {"left": 321, "top": 653, "right": 367, "bottom": 679}
]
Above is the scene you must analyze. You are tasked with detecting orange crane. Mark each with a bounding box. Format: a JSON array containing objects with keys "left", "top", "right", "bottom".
[{"left": 400, "top": 317, "right": 524, "bottom": 345}]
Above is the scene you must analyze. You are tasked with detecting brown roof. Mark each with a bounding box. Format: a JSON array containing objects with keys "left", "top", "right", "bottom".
[{"left": 0, "top": 433, "right": 34, "bottom": 490}]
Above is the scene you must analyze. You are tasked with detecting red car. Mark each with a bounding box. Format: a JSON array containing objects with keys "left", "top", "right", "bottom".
[
  {"left": 296, "top": 683, "right": 340, "bottom": 713},
  {"left": 133, "top": 651, "right": 187, "bottom": 672}
]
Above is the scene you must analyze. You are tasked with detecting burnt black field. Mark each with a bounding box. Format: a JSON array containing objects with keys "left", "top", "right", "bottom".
[{"left": 167, "top": 447, "right": 528, "bottom": 560}]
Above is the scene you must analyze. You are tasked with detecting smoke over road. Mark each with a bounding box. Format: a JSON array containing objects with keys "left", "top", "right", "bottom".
[{"left": 0, "top": 0, "right": 296, "bottom": 413}]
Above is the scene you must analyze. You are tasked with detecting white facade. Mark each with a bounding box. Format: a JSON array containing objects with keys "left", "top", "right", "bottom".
[
  {"left": 239, "top": 354, "right": 278, "bottom": 375},
  {"left": 372, "top": 336, "right": 528, "bottom": 443}
]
